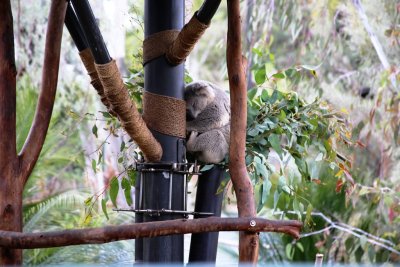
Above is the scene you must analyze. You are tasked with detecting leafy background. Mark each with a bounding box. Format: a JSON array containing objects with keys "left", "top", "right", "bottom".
[{"left": 8, "top": 0, "right": 400, "bottom": 264}]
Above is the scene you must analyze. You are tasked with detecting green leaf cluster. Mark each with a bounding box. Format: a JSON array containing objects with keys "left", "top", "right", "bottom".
[{"left": 246, "top": 67, "right": 353, "bottom": 216}]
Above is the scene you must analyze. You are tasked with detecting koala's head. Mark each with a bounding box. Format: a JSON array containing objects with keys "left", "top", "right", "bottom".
[{"left": 184, "top": 81, "right": 216, "bottom": 121}]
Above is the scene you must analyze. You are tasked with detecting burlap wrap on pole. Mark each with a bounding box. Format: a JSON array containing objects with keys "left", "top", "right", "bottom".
[
  {"left": 166, "top": 14, "right": 209, "bottom": 65},
  {"left": 143, "top": 30, "right": 180, "bottom": 65},
  {"left": 95, "top": 60, "right": 162, "bottom": 162},
  {"left": 142, "top": 91, "right": 186, "bottom": 138},
  {"left": 79, "top": 48, "right": 116, "bottom": 116}
]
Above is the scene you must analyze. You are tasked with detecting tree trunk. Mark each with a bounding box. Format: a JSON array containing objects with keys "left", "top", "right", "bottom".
[
  {"left": 0, "top": 171, "right": 23, "bottom": 265},
  {"left": 226, "top": 0, "right": 259, "bottom": 263},
  {"left": 0, "top": 1, "right": 21, "bottom": 264},
  {"left": 0, "top": 0, "right": 67, "bottom": 264}
]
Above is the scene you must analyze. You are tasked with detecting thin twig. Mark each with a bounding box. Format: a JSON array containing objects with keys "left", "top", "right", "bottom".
[
  {"left": 274, "top": 211, "right": 400, "bottom": 255},
  {"left": 352, "top": 0, "right": 397, "bottom": 90}
]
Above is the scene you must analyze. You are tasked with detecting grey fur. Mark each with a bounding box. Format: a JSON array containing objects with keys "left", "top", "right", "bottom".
[{"left": 185, "top": 81, "right": 230, "bottom": 163}]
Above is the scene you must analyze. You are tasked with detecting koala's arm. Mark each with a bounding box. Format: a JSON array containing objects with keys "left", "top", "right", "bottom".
[
  {"left": 187, "top": 104, "right": 230, "bottom": 132},
  {"left": 186, "top": 130, "right": 229, "bottom": 164}
]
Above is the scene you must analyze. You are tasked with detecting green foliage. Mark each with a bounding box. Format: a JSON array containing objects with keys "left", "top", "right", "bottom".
[
  {"left": 15, "top": 76, "right": 84, "bottom": 202},
  {"left": 23, "top": 190, "right": 135, "bottom": 265},
  {"left": 245, "top": 64, "right": 353, "bottom": 216}
]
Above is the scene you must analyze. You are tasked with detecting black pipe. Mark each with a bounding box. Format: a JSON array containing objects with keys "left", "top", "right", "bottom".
[
  {"left": 196, "top": 0, "right": 222, "bottom": 24},
  {"left": 134, "top": 176, "right": 143, "bottom": 263},
  {"left": 188, "top": 166, "right": 225, "bottom": 263},
  {"left": 64, "top": 2, "right": 88, "bottom": 52},
  {"left": 70, "top": 0, "right": 111, "bottom": 64},
  {"left": 142, "top": 0, "right": 185, "bottom": 263}
]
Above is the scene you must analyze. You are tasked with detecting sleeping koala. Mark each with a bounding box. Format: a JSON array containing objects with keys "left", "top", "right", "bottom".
[{"left": 184, "top": 81, "right": 230, "bottom": 164}]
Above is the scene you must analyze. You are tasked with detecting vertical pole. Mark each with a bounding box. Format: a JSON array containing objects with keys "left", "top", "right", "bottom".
[
  {"left": 0, "top": 1, "right": 21, "bottom": 264},
  {"left": 134, "top": 175, "right": 143, "bottom": 263},
  {"left": 189, "top": 166, "right": 225, "bottom": 262},
  {"left": 142, "top": 0, "right": 185, "bottom": 263}
]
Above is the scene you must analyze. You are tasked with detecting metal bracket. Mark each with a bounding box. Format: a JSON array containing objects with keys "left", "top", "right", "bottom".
[
  {"left": 133, "top": 161, "right": 202, "bottom": 215},
  {"left": 132, "top": 161, "right": 202, "bottom": 175},
  {"left": 113, "top": 208, "right": 214, "bottom": 219}
]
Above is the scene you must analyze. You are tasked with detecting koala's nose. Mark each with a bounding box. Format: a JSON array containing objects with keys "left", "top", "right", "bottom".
[{"left": 186, "top": 110, "right": 195, "bottom": 121}]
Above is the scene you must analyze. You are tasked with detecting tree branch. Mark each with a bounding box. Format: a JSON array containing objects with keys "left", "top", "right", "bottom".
[
  {"left": 0, "top": 0, "right": 17, "bottom": 169},
  {"left": 0, "top": 217, "right": 301, "bottom": 249},
  {"left": 19, "top": 0, "right": 67, "bottom": 182},
  {"left": 226, "top": 0, "right": 261, "bottom": 262}
]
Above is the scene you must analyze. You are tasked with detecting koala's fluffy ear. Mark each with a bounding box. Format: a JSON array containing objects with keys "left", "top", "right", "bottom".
[{"left": 191, "top": 81, "right": 215, "bottom": 99}]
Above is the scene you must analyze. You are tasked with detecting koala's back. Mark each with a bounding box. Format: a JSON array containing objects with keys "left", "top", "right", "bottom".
[
  {"left": 185, "top": 81, "right": 231, "bottom": 163},
  {"left": 186, "top": 82, "right": 230, "bottom": 133}
]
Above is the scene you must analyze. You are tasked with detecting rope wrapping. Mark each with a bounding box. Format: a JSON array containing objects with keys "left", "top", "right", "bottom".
[
  {"left": 95, "top": 60, "right": 162, "bottom": 162},
  {"left": 79, "top": 48, "right": 116, "bottom": 116},
  {"left": 142, "top": 91, "right": 186, "bottom": 138},
  {"left": 166, "top": 14, "right": 210, "bottom": 65},
  {"left": 143, "top": 30, "right": 180, "bottom": 65}
]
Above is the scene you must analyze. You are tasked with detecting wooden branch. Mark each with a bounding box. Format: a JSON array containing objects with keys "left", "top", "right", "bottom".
[
  {"left": 19, "top": 0, "right": 67, "bottom": 182},
  {"left": 0, "top": 217, "right": 301, "bottom": 249},
  {"left": 0, "top": 0, "right": 17, "bottom": 168},
  {"left": 226, "top": 0, "right": 261, "bottom": 263}
]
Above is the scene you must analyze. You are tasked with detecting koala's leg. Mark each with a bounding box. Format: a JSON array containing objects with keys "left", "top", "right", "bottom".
[
  {"left": 187, "top": 120, "right": 210, "bottom": 133},
  {"left": 187, "top": 117, "right": 228, "bottom": 133},
  {"left": 186, "top": 130, "right": 228, "bottom": 164}
]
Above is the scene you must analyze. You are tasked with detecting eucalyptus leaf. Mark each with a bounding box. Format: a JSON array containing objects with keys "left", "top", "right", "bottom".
[
  {"left": 101, "top": 199, "right": 109, "bottom": 220},
  {"left": 109, "top": 177, "right": 119, "bottom": 208}
]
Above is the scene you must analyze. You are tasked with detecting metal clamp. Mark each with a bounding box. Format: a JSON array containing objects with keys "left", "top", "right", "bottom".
[
  {"left": 132, "top": 161, "right": 202, "bottom": 175},
  {"left": 134, "top": 161, "right": 202, "bottom": 216},
  {"left": 113, "top": 208, "right": 214, "bottom": 219}
]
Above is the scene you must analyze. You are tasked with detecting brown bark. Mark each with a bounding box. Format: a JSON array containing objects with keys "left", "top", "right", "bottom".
[
  {"left": 0, "top": 217, "right": 301, "bottom": 249},
  {"left": 0, "top": 0, "right": 67, "bottom": 264},
  {"left": 226, "top": 0, "right": 259, "bottom": 263},
  {"left": 0, "top": 1, "right": 22, "bottom": 264},
  {"left": 0, "top": 1, "right": 17, "bottom": 170},
  {"left": 19, "top": 0, "right": 67, "bottom": 183}
]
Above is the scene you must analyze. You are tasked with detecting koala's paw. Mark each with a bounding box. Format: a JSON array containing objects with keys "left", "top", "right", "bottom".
[{"left": 189, "top": 131, "right": 198, "bottom": 140}]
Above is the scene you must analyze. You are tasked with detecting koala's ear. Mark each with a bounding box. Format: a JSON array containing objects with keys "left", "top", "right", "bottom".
[{"left": 196, "top": 84, "right": 215, "bottom": 99}]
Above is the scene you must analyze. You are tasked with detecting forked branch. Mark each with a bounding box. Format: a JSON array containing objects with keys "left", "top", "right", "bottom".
[{"left": 19, "top": 0, "right": 67, "bottom": 182}]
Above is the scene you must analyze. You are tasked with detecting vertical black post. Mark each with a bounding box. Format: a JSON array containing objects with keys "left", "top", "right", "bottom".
[
  {"left": 142, "top": 0, "right": 185, "bottom": 263},
  {"left": 189, "top": 166, "right": 225, "bottom": 262},
  {"left": 134, "top": 176, "right": 143, "bottom": 263}
]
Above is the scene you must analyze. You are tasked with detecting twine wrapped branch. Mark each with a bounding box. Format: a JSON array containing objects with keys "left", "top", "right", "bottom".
[
  {"left": 95, "top": 60, "right": 162, "bottom": 162},
  {"left": 165, "top": 13, "right": 209, "bottom": 65},
  {"left": 79, "top": 48, "right": 116, "bottom": 116},
  {"left": 143, "top": 14, "right": 209, "bottom": 65}
]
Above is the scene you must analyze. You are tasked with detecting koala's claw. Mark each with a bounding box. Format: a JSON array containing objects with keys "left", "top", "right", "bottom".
[{"left": 190, "top": 131, "right": 199, "bottom": 138}]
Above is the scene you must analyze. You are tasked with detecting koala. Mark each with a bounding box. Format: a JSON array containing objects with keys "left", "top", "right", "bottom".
[{"left": 184, "top": 81, "right": 230, "bottom": 164}]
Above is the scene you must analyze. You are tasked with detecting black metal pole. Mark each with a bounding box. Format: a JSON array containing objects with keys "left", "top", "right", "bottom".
[
  {"left": 188, "top": 166, "right": 225, "bottom": 263},
  {"left": 134, "top": 177, "right": 143, "bottom": 263},
  {"left": 67, "top": 0, "right": 144, "bottom": 261},
  {"left": 196, "top": 0, "right": 222, "bottom": 24},
  {"left": 70, "top": 0, "right": 111, "bottom": 64},
  {"left": 142, "top": 0, "right": 185, "bottom": 263},
  {"left": 64, "top": 2, "right": 88, "bottom": 52}
]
